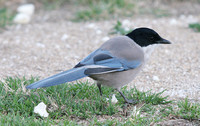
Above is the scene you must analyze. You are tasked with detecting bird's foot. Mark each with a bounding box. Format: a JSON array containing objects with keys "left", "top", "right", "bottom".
[
  {"left": 124, "top": 98, "right": 138, "bottom": 104},
  {"left": 117, "top": 89, "right": 138, "bottom": 104}
]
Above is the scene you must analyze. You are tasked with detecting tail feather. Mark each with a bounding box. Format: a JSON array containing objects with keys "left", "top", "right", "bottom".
[
  {"left": 26, "top": 65, "right": 123, "bottom": 89},
  {"left": 26, "top": 67, "right": 88, "bottom": 89}
]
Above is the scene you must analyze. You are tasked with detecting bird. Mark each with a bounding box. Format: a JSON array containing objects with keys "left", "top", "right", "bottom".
[{"left": 26, "top": 27, "right": 171, "bottom": 104}]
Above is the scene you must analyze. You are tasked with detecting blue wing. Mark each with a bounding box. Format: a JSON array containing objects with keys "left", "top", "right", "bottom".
[{"left": 75, "top": 49, "right": 142, "bottom": 75}]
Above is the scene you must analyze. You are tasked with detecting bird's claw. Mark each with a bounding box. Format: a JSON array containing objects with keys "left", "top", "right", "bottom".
[{"left": 125, "top": 99, "right": 138, "bottom": 104}]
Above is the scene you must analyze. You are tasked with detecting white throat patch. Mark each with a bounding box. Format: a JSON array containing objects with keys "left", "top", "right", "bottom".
[{"left": 142, "top": 44, "right": 158, "bottom": 61}]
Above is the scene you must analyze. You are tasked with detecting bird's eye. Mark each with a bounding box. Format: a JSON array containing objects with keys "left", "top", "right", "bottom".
[{"left": 149, "top": 36, "right": 154, "bottom": 40}]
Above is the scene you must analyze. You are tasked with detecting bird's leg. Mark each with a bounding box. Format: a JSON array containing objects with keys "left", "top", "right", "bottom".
[
  {"left": 97, "top": 84, "right": 102, "bottom": 96},
  {"left": 117, "top": 89, "right": 137, "bottom": 104}
]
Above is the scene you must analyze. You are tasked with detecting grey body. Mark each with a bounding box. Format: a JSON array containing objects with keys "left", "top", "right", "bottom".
[
  {"left": 90, "top": 36, "right": 144, "bottom": 89},
  {"left": 91, "top": 67, "right": 143, "bottom": 89}
]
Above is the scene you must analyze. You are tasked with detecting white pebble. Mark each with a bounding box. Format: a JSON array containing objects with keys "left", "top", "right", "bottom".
[
  {"left": 169, "top": 18, "right": 177, "bottom": 25},
  {"left": 65, "top": 44, "right": 71, "bottom": 49},
  {"left": 78, "top": 40, "right": 83, "bottom": 44},
  {"left": 86, "top": 23, "right": 96, "bottom": 29},
  {"left": 132, "top": 106, "right": 140, "bottom": 116},
  {"left": 111, "top": 94, "right": 118, "bottom": 104},
  {"left": 61, "top": 34, "right": 69, "bottom": 41},
  {"left": 125, "top": 27, "right": 130, "bottom": 32},
  {"left": 165, "top": 49, "right": 169, "bottom": 54},
  {"left": 152, "top": 20, "right": 158, "bottom": 24},
  {"left": 74, "top": 55, "right": 80, "bottom": 59},
  {"left": 105, "top": 94, "right": 118, "bottom": 104},
  {"left": 13, "top": 13, "right": 31, "bottom": 24},
  {"left": 96, "top": 29, "right": 102, "bottom": 34},
  {"left": 55, "top": 45, "right": 60, "bottom": 49},
  {"left": 153, "top": 76, "right": 159, "bottom": 81},
  {"left": 180, "top": 15, "right": 198, "bottom": 24},
  {"left": 179, "top": 14, "right": 186, "bottom": 20},
  {"left": 122, "top": 19, "right": 130, "bottom": 26},
  {"left": 36, "top": 42, "right": 45, "bottom": 48},
  {"left": 17, "top": 4, "right": 35, "bottom": 16},
  {"left": 101, "top": 36, "right": 109, "bottom": 42},
  {"left": 2, "top": 58, "right": 6, "bottom": 62},
  {"left": 34, "top": 102, "right": 49, "bottom": 117},
  {"left": 186, "top": 15, "right": 198, "bottom": 24}
]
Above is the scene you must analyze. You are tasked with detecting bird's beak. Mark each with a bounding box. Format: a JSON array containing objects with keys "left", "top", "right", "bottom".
[{"left": 157, "top": 38, "right": 171, "bottom": 44}]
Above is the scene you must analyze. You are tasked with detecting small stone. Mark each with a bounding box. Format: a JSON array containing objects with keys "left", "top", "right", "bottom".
[
  {"left": 179, "top": 14, "right": 186, "bottom": 20},
  {"left": 13, "top": 13, "right": 31, "bottom": 24},
  {"left": 153, "top": 76, "right": 159, "bottom": 81},
  {"left": 152, "top": 20, "right": 158, "bottom": 24},
  {"left": 34, "top": 102, "right": 49, "bottom": 117},
  {"left": 86, "top": 23, "right": 96, "bottom": 29},
  {"left": 36, "top": 42, "right": 45, "bottom": 48},
  {"left": 17, "top": 4, "right": 35, "bottom": 16},
  {"left": 101, "top": 36, "right": 109, "bottom": 42},
  {"left": 169, "top": 18, "right": 177, "bottom": 25},
  {"left": 96, "top": 30, "right": 102, "bottom": 34},
  {"left": 61, "top": 34, "right": 69, "bottom": 41},
  {"left": 122, "top": 19, "right": 130, "bottom": 26},
  {"left": 74, "top": 55, "right": 80, "bottom": 59},
  {"left": 165, "top": 49, "right": 169, "bottom": 54},
  {"left": 78, "top": 40, "right": 83, "bottom": 44},
  {"left": 55, "top": 45, "right": 60, "bottom": 49},
  {"left": 2, "top": 58, "right": 6, "bottom": 62},
  {"left": 65, "top": 44, "right": 71, "bottom": 49},
  {"left": 186, "top": 15, "right": 198, "bottom": 24},
  {"left": 111, "top": 94, "right": 118, "bottom": 104},
  {"left": 105, "top": 94, "right": 118, "bottom": 104},
  {"left": 132, "top": 106, "right": 140, "bottom": 116},
  {"left": 124, "top": 27, "right": 130, "bottom": 32}
]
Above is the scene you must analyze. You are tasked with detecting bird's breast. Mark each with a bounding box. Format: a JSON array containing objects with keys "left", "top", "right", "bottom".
[{"left": 90, "top": 64, "right": 143, "bottom": 89}]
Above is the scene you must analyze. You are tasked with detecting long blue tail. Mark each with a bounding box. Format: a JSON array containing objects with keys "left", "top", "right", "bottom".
[{"left": 26, "top": 67, "right": 88, "bottom": 89}]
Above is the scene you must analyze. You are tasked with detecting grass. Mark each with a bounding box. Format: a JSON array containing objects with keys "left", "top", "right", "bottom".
[
  {"left": 176, "top": 98, "right": 200, "bottom": 120},
  {"left": 34, "top": 0, "right": 172, "bottom": 21},
  {"left": 73, "top": 0, "right": 135, "bottom": 21},
  {"left": 0, "top": 8, "right": 15, "bottom": 30},
  {"left": 0, "top": 0, "right": 172, "bottom": 30},
  {"left": 110, "top": 20, "right": 132, "bottom": 35},
  {"left": 73, "top": 0, "right": 171, "bottom": 21},
  {"left": 0, "top": 77, "right": 200, "bottom": 125},
  {"left": 138, "top": 7, "right": 170, "bottom": 18},
  {"left": 189, "top": 23, "right": 200, "bottom": 32},
  {"left": 38, "top": 0, "right": 70, "bottom": 10},
  {"left": 151, "top": 8, "right": 170, "bottom": 18}
]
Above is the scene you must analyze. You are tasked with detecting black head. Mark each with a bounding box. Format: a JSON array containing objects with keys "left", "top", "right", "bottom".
[{"left": 126, "top": 27, "right": 171, "bottom": 47}]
